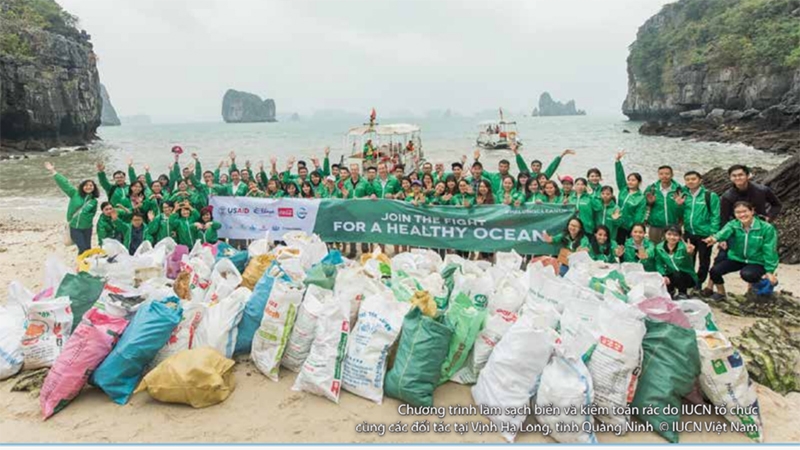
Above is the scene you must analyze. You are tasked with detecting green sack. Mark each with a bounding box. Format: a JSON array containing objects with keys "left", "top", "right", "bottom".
[
  {"left": 439, "top": 293, "right": 487, "bottom": 384},
  {"left": 304, "top": 262, "right": 338, "bottom": 291},
  {"left": 56, "top": 272, "right": 106, "bottom": 331},
  {"left": 440, "top": 263, "right": 459, "bottom": 298},
  {"left": 632, "top": 319, "right": 701, "bottom": 443},
  {"left": 589, "top": 270, "right": 630, "bottom": 301},
  {"left": 384, "top": 307, "right": 453, "bottom": 407},
  {"left": 391, "top": 270, "right": 422, "bottom": 303}
]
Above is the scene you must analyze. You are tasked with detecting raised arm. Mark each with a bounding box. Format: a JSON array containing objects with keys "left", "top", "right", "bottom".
[
  {"left": 511, "top": 143, "right": 529, "bottom": 174},
  {"left": 96, "top": 162, "right": 112, "bottom": 194},
  {"left": 544, "top": 149, "right": 574, "bottom": 179},
  {"left": 614, "top": 151, "right": 627, "bottom": 192},
  {"left": 46, "top": 162, "right": 77, "bottom": 197}
]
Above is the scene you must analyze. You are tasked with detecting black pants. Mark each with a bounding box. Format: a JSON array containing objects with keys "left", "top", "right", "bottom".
[
  {"left": 616, "top": 227, "right": 629, "bottom": 246},
  {"left": 709, "top": 258, "right": 766, "bottom": 285},
  {"left": 70, "top": 227, "right": 92, "bottom": 256},
  {"left": 666, "top": 271, "right": 695, "bottom": 296},
  {"left": 686, "top": 233, "right": 712, "bottom": 287}
]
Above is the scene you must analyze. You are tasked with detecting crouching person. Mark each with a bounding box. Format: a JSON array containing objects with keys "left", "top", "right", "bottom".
[
  {"left": 705, "top": 201, "right": 779, "bottom": 300},
  {"left": 655, "top": 225, "right": 697, "bottom": 299}
]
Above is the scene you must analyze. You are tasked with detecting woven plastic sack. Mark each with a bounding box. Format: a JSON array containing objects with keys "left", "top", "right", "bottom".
[
  {"left": 439, "top": 293, "right": 488, "bottom": 384},
  {"left": 216, "top": 242, "right": 249, "bottom": 273},
  {"left": 195, "top": 287, "right": 250, "bottom": 358},
  {"left": 251, "top": 279, "right": 305, "bottom": 381},
  {"left": 304, "top": 262, "right": 339, "bottom": 291},
  {"left": 677, "top": 300, "right": 718, "bottom": 332},
  {"left": 151, "top": 301, "right": 205, "bottom": 367},
  {"left": 241, "top": 254, "right": 275, "bottom": 290},
  {"left": 22, "top": 297, "right": 73, "bottom": 370},
  {"left": 56, "top": 272, "right": 105, "bottom": 332},
  {"left": 450, "top": 310, "right": 517, "bottom": 385},
  {"left": 282, "top": 285, "right": 333, "bottom": 373},
  {"left": 234, "top": 262, "right": 291, "bottom": 356}
]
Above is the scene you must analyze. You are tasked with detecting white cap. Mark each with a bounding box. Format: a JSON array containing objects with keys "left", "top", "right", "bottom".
[{"left": 326, "top": 175, "right": 336, "bottom": 182}]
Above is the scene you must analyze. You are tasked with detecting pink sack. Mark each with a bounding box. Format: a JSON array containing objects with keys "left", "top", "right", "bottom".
[
  {"left": 39, "top": 307, "right": 129, "bottom": 419},
  {"left": 636, "top": 297, "right": 692, "bottom": 329},
  {"left": 166, "top": 245, "right": 189, "bottom": 280},
  {"left": 202, "top": 242, "right": 219, "bottom": 257}
]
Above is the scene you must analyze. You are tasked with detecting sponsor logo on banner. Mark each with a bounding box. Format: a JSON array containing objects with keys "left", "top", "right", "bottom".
[
  {"left": 271, "top": 225, "right": 281, "bottom": 232},
  {"left": 297, "top": 206, "right": 308, "bottom": 219},
  {"left": 223, "top": 207, "right": 250, "bottom": 215},
  {"left": 254, "top": 207, "right": 276, "bottom": 217},
  {"left": 279, "top": 207, "right": 294, "bottom": 218}
]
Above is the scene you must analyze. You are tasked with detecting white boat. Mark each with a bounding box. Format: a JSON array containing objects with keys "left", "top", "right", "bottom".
[
  {"left": 476, "top": 119, "right": 522, "bottom": 150},
  {"left": 344, "top": 122, "right": 423, "bottom": 170}
]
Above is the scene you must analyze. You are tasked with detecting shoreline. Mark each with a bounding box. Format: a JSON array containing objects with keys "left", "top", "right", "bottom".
[{"left": 1, "top": 216, "right": 800, "bottom": 443}]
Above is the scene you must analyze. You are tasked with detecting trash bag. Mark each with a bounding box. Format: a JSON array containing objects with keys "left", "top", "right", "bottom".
[
  {"left": 234, "top": 262, "right": 291, "bottom": 356},
  {"left": 195, "top": 287, "right": 250, "bottom": 358},
  {"left": 282, "top": 285, "right": 334, "bottom": 373},
  {"left": 439, "top": 293, "right": 487, "bottom": 384},
  {"left": 343, "top": 291, "right": 410, "bottom": 403},
  {"left": 534, "top": 349, "right": 598, "bottom": 444},
  {"left": 39, "top": 308, "right": 128, "bottom": 419},
  {"left": 450, "top": 309, "right": 518, "bottom": 385},
  {"left": 241, "top": 254, "right": 275, "bottom": 290},
  {"left": 248, "top": 238, "right": 271, "bottom": 258},
  {"left": 56, "top": 272, "right": 105, "bottom": 332},
  {"left": 410, "top": 291, "right": 437, "bottom": 318},
  {"left": 22, "top": 296, "right": 73, "bottom": 370},
  {"left": 166, "top": 245, "right": 189, "bottom": 280},
  {"left": 304, "top": 261, "right": 339, "bottom": 291},
  {"left": 77, "top": 248, "right": 106, "bottom": 272},
  {"left": 92, "top": 297, "right": 182, "bottom": 405},
  {"left": 418, "top": 273, "right": 448, "bottom": 311},
  {"left": 471, "top": 312, "right": 558, "bottom": 443},
  {"left": 0, "top": 284, "right": 28, "bottom": 380},
  {"left": 151, "top": 301, "right": 205, "bottom": 367},
  {"left": 697, "top": 331, "right": 763, "bottom": 442},
  {"left": 292, "top": 295, "right": 351, "bottom": 403},
  {"left": 251, "top": 279, "right": 305, "bottom": 381},
  {"left": 215, "top": 241, "right": 249, "bottom": 273},
  {"left": 677, "top": 299, "right": 718, "bottom": 332},
  {"left": 391, "top": 270, "right": 423, "bottom": 303},
  {"left": 384, "top": 308, "right": 452, "bottom": 407},
  {"left": 632, "top": 319, "right": 701, "bottom": 443},
  {"left": 135, "top": 347, "right": 236, "bottom": 408},
  {"left": 637, "top": 297, "right": 692, "bottom": 329},
  {"left": 204, "top": 258, "right": 243, "bottom": 305},
  {"left": 335, "top": 267, "right": 387, "bottom": 328}
]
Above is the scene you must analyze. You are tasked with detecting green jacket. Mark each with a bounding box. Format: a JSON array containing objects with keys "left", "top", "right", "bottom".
[
  {"left": 645, "top": 180, "right": 682, "bottom": 228},
  {"left": 540, "top": 194, "right": 564, "bottom": 205},
  {"left": 573, "top": 193, "right": 597, "bottom": 233},
  {"left": 483, "top": 171, "right": 514, "bottom": 192},
  {"left": 198, "top": 221, "right": 222, "bottom": 244},
  {"left": 713, "top": 217, "right": 779, "bottom": 273},
  {"left": 588, "top": 240, "right": 618, "bottom": 264},
  {"left": 594, "top": 200, "right": 622, "bottom": 240},
  {"left": 514, "top": 154, "right": 561, "bottom": 179},
  {"left": 225, "top": 181, "right": 248, "bottom": 197},
  {"left": 495, "top": 189, "right": 524, "bottom": 206},
  {"left": 146, "top": 213, "right": 173, "bottom": 244},
  {"left": 169, "top": 211, "right": 201, "bottom": 247},
  {"left": 621, "top": 237, "right": 656, "bottom": 272},
  {"left": 96, "top": 213, "right": 129, "bottom": 247},
  {"left": 655, "top": 240, "right": 698, "bottom": 282},
  {"left": 615, "top": 161, "right": 647, "bottom": 230},
  {"left": 587, "top": 182, "right": 603, "bottom": 199},
  {"left": 97, "top": 171, "right": 129, "bottom": 207},
  {"left": 524, "top": 192, "right": 547, "bottom": 204},
  {"left": 552, "top": 232, "right": 591, "bottom": 252},
  {"left": 54, "top": 173, "right": 97, "bottom": 230},
  {"left": 317, "top": 185, "right": 340, "bottom": 199},
  {"left": 450, "top": 193, "right": 475, "bottom": 207},
  {"left": 342, "top": 177, "right": 370, "bottom": 199},
  {"left": 370, "top": 176, "right": 401, "bottom": 198},
  {"left": 679, "top": 186, "right": 720, "bottom": 237}
]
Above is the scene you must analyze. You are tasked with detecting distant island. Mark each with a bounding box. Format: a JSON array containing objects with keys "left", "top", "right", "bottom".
[
  {"left": 100, "top": 83, "right": 120, "bottom": 126},
  {"left": 532, "top": 92, "right": 586, "bottom": 117},
  {"left": 221, "top": 89, "right": 276, "bottom": 123}
]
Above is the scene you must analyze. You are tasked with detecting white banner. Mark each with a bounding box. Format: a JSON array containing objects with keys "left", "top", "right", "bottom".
[{"left": 210, "top": 197, "right": 319, "bottom": 240}]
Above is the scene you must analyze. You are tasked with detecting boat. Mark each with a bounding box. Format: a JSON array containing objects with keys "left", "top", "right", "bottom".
[
  {"left": 344, "top": 113, "right": 423, "bottom": 171},
  {"left": 476, "top": 109, "right": 522, "bottom": 150}
]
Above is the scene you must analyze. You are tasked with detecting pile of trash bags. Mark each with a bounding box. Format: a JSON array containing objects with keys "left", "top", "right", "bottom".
[{"left": 0, "top": 236, "right": 765, "bottom": 443}]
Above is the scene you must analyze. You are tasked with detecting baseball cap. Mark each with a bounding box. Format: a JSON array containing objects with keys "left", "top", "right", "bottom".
[{"left": 326, "top": 175, "right": 336, "bottom": 182}]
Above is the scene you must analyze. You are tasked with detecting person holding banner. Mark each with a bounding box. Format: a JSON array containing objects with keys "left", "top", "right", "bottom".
[
  {"left": 451, "top": 179, "right": 475, "bottom": 207},
  {"left": 370, "top": 162, "right": 400, "bottom": 199},
  {"left": 542, "top": 217, "right": 590, "bottom": 276}
]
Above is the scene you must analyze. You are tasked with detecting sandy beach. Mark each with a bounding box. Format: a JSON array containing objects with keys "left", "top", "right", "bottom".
[{"left": 1, "top": 215, "right": 799, "bottom": 444}]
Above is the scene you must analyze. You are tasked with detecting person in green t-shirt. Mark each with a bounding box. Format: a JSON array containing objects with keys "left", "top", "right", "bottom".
[{"left": 46, "top": 161, "right": 99, "bottom": 255}]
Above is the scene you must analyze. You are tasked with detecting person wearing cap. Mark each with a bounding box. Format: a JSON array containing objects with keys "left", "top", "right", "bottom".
[
  {"left": 614, "top": 151, "right": 647, "bottom": 245},
  {"left": 318, "top": 175, "right": 340, "bottom": 199},
  {"left": 512, "top": 144, "right": 574, "bottom": 180},
  {"left": 195, "top": 206, "right": 221, "bottom": 244},
  {"left": 406, "top": 179, "right": 427, "bottom": 206},
  {"left": 560, "top": 176, "right": 576, "bottom": 203}
]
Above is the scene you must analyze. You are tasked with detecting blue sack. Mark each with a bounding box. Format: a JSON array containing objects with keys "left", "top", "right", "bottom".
[
  {"left": 91, "top": 297, "right": 182, "bottom": 404},
  {"left": 321, "top": 250, "right": 344, "bottom": 266},
  {"left": 234, "top": 261, "right": 291, "bottom": 355},
  {"left": 754, "top": 278, "right": 776, "bottom": 296},
  {"left": 216, "top": 242, "right": 249, "bottom": 273}
]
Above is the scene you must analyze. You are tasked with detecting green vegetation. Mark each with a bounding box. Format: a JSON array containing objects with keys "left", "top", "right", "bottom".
[
  {"left": 629, "top": 0, "right": 800, "bottom": 96},
  {"left": 0, "top": 0, "right": 82, "bottom": 58}
]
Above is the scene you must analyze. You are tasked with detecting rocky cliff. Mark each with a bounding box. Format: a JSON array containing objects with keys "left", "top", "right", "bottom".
[
  {"left": 622, "top": 0, "right": 800, "bottom": 154},
  {"left": 221, "top": 89, "right": 276, "bottom": 123},
  {"left": 532, "top": 92, "right": 586, "bottom": 117},
  {"left": 0, "top": 0, "right": 102, "bottom": 152},
  {"left": 100, "top": 83, "right": 120, "bottom": 126}
]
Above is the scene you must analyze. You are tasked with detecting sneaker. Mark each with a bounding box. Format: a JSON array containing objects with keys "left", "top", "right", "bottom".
[
  {"left": 700, "top": 288, "right": 715, "bottom": 298},
  {"left": 675, "top": 293, "right": 689, "bottom": 300},
  {"left": 710, "top": 293, "right": 727, "bottom": 302}
]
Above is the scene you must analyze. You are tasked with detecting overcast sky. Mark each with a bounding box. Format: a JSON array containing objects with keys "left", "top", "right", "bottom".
[{"left": 60, "top": 0, "right": 674, "bottom": 122}]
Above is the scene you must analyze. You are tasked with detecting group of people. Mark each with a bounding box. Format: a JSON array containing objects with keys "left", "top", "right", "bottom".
[{"left": 48, "top": 143, "right": 782, "bottom": 300}]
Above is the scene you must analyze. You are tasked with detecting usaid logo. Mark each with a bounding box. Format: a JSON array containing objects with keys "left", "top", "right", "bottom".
[
  {"left": 297, "top": 206, "right": 308, "bottom": 219},
  {"left": 224, "top": 207, "right": 250, "bottom": 215},
  {"left": 278, "top": 207, "right": 294, "bottom": 218}
]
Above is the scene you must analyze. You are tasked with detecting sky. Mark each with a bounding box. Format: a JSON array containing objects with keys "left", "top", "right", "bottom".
[{"left": 59, "top": 0, "right": 675, "bottom": 123}]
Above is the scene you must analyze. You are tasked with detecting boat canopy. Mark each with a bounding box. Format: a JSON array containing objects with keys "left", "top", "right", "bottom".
[
  {"left": 478, "top": 119, "right": 517, "bottom": 126},
  {"left": 346, "top": 123, "right": 420, "bottom": 136}
]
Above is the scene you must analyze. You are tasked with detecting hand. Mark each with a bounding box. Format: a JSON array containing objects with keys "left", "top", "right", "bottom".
[
  {"left": 703, "top": 236, "right": 718, "bottom": 246},
  {"left": 218, "top": 160, "right": 225, "bottom": 169},
  {"left": 370, "top": 194, "right": 377, "bottom": 200},
  {"left": 542, "top": 231, "right": 553, "bottom": 243},
  {"left": 205, "top": 222, "right": 212, "bottom": 230},
  {"left": 674, "top": 192, "right": 685, "bottom": 205},
  {"left": 110, "top": 209, "right": 118, "bottom": 221},
  {"left": 270, "top": 156, "right": 277, "bottom": 166},
  {"left": 191, "top": 152, "right": 198, "bottom": 160},
  {"left": 96, "top": 162, "right": 105, "bottom": 172},
  {"left": 147, "top": 210, "right": 155, "bottom": 221},
  {"left": 514, "top": 199, "right": 521, "bottom": 207},
  {"left": 460, "top": 155, "right": 467, "bottom": 165},
  {"left": 245, "top": 160, "right": 251, "bottom": 168},
  {"left": 144, "top": 164, "right": 150, "bottom": 172},
  {"left": 127, "top": 157, "right": 133, "bottom": 166},
  {"left": 44, "top": 161, "right": 55, "bottom": 174},
  {"left": 510, "top": 142, "right": 518, "bottom": 154},
  {"left": 473, "top": 149, "right": 481, "bottom": 161},
  {"left": 341, "top": 188, "right": 349, "bottom": 198},
  {"left": 587, "top": 185, "right": 594, "bottom": 195},
  {"left": 615, "top": 150, "right": 626, "bottom": 161},
  {"left": 324, "top": 146, "right": 330, "bottom": 156},
  {"left": 194, "top": 223, "right": 203, "bottom": 230},
  {"left": 229, "top": 151, "right": 236, "bottom": 161},
  {"left": 637, "top": 247, "right": 649, "bottom": 260},
  {"left": 685, "top": 240, "right": 695, "bottom": 254},
  {"left": 719, "top": 241, "right": 728, "bottom": 251},
  {"left": 288, "top": 156, "right": 296, "bottom": 166},
  {"left": 561, "top": 149, "right": 575, "bottom": 157},
  {"left": 646, "top": 191, "right": 656, "bottom": 205},
  {"left": 615, "top": 245, "right": 625, "bottom": 257},
  {"left": 663, "top": 276, "right": 671, "bottom": 286},
  {"left": 116, "top": 204, "right": 130, "bottom": 212},
  {"left": 763, "top": 273, "right": 778, "bottom": 286},
  {"left": 612, "top": 209, "right": 621, "bottom": 220},
  {"left": 463, "top": 199, "right": 470, "bottom": 207}
]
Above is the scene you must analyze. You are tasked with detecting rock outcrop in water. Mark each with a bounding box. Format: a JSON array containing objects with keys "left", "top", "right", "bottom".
[
  {"left": 221, "top": 89, "right": 276, "bottom": 123},
  {"left": 100, "top": 83, "right": 120, "bottom": 126},
  {"left": 532, "top": 92, "right": 586, "bottom": 117},
  {"left": 0, "top": 0, "right": 102, "bottom": 153},
  {"left": 622, "top": 0, "right": 800, "bottom": 154},
  {"left": 702, "top": 154, "right": 800, "bottom": 264}
]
